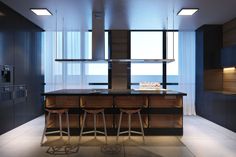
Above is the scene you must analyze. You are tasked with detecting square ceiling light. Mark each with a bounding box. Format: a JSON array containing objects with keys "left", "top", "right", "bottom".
[
  {"left": 30, "top": 8, "right": 52, "bottom": 16},
  {"left": 177, "top": 8, "right": 199, "bottom": 16}
]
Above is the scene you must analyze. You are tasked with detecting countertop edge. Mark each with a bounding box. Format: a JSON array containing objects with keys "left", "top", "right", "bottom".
[{"left": 41, "top": 89, "right": 187, "bottom": 96}]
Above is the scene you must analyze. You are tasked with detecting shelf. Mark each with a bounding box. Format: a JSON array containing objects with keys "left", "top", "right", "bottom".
[
  {"left": 55, "top": 58, "right": 175, "bottom": 63},
  {"left": 206, "top": 90, "right": 236, "bottom": 95}
]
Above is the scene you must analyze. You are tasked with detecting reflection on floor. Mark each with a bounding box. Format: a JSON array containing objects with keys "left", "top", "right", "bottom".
[{"left": 0, "top": 116, "right": 235, "bottom": 157}]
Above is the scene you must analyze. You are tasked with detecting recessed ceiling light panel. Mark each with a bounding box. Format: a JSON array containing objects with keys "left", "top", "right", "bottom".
[
  {"left": 177, "top": 8, "right": 199, "bottom": 16},
  {"left": 30, "top": 8, "right": 52, "bottom": 16}
]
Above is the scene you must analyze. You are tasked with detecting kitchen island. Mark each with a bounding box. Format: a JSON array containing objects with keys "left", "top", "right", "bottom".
[{"left": 42, "top": 89, "right": 186, "bottom": 135}]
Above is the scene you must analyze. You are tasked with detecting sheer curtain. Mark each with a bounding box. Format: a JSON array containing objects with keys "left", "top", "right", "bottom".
[
  {"left": 178, "top": 31, "right": 196, "bottom": 115},
  {"left": 43, "top": 31, "right": 83, "bottom": 92},
  {"left": 43, "top": 31, "right": 108, "bottom": 92}
]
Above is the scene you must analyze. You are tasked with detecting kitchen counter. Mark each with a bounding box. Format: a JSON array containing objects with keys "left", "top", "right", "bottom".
[
  {"left": 42, "top": 89, "right": 187, "bottom": 96},
  {"left": 43, "top": 89, "right": 186, "bottom": 135}
]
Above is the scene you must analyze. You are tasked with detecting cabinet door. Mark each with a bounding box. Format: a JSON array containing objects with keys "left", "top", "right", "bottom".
[
  {"left": 0, "top": 101, "right": 14, "bottom": 134},
  {"left": 26, "top": 32, "right": 44, "bottom": 119},
  {"left": 203, "top": 27, "right": 222, "bottom": 69},
  {"left": 14, "top": 31, "right": 30, "bottom": 85},
  {"left": 0, "top": 32, "right": 14, "bottom": 65},
  {"left": 13, "top": 85, "right": 28, "bottom": 127},
  {"left": 14, "top": 100, "right": 26, "bottom": 127}
]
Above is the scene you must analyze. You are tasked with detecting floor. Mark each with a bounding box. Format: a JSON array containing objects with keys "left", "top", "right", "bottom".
[{"left": 0, "top": 116, "right": 235, "bottom": 157}]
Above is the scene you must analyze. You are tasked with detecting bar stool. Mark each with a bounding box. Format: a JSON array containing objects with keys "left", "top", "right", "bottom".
[
  {"left": 115, "top": 96, "right": 146, "bottom": 142},
  {"left": 79, "top": 96, "right": 113, "bottom": 143},
  {"left": 41, "top": 109, "right": 70, "bottom": 146}
]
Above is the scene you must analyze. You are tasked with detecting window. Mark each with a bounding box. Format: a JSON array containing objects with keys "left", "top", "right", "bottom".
[
  {"left": 85, "top": 32, "right": 109, "bottom": 75},
  {"left": 130, "top": 31, "right": 163, "bottom": 88},
  {"left": 131, "top": 31, "right": 163, "bottom": 76},
  {"left": 167, "top": 32, "right": 178, "bottom": 75},
  {"left": 54, "top": 32, "right": 63, "bottom": 75},
  {"left": 66, "top": 32, "right": 81, "bottom": 75}
]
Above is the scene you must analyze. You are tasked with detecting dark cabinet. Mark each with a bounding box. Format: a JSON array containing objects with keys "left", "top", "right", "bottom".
[
  {"left": 13, "top": 85, "right": 27, "bottom": 127},
  {"left": 27, "top": 32, "right": 44, "bottom": 120},
  {"left": 0, "top": 86, "right": 14, "bottom": 134},
  {"left": 196, "top": 25, "right": 223, "bottom": 69},
  {"left": 196, "top": 25, "right": 236, "bottom": 132},
  {"left": 0, "top": 3, "right": 44, "bottom": 134},
  {"left": 0, "top": 85, "right": 28, "bottom": 130},
  {"left": 225, "top": 95, "right": 236, "bottom": 131},
  {"left": 14, "top": 32, "right": 30, "bottom": 85},
  {"left": 0, "top": 32, "right": 14, "bottom": 65},
  {"left": 221, "top": 45, "right": 236, "bottom": 67}
]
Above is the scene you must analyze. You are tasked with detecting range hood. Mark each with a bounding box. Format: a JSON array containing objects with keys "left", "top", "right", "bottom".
[
  {"left": 54, "top": 10, "right": 175, "bottom": 63},
  {"left": 92, "top": 11, "right": 105, "bottom": 60}
]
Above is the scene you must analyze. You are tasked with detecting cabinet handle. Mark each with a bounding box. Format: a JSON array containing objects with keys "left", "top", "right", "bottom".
[
  {"left": 4, "top": 87, "right": 10, "bottom": 91},
  {"left": 12, "top": 91, "right": 15, "bottom": 99}
]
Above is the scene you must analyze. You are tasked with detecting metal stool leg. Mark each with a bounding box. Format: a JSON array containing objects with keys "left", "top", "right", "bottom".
[
  {"left": 59, "top": 113, "right": 62, "bottom": 138},
  {"left": 66, "top": 111, "right": 70, "bottom": 143},
  {"left": 41, "top": 111, "right": 51, "bottom": 145},
  {"left": 138, "top": 111, "right": 145, "bottom": 142},
  {"left": 102, "top": 111, "right": 107, "bottom": 143},
  {"left": 79, "top": 111, "right": 87, "bottom": 142},
  {"left": 116, "top": 112, "right": 123, "bottom": 142},
  {"left": 128, "top": 113, "right": 131, "bottom": 139},
  {"left": 94, "top": 113, "right": 97, "bottom": 138}
]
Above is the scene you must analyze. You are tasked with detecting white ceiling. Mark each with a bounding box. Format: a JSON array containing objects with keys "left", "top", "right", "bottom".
[{"left": 1, "top": 0, "right": 236, "bottom": 31}]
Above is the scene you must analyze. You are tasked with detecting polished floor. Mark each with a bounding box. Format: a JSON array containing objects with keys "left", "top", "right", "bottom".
[{"left": 0, "top": 116, "right": 235, "bottom": 157}]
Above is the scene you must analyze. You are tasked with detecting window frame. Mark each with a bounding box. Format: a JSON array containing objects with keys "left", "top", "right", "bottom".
[{"left": 130, "top": 30, "right": 179, "bottom": 89}]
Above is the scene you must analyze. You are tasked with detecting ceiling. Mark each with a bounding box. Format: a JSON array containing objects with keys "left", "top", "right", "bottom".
[{"left": 1, "top": 0, "right": 236, "bottom": 31}]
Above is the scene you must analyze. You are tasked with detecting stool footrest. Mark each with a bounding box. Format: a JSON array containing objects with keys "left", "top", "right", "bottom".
[
  {"left": 118, "top": 130, "right": 143, "bottom": 135},
  {"left": 45, "top": 130, "right": 70, "bottom": 135},
  {"left": 81, "top": 130, "right": 106, "bottom": 135}
]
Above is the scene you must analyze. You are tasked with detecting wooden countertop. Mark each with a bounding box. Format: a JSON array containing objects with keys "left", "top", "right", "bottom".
[{"left": 42, "top": 89, "right": 187, "bottom": 96}]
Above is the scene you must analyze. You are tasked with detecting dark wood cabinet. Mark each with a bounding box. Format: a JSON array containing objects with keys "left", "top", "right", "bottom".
[
  {"left": 196, "top": 25, "right": 223, "bottom": 69},
  {"left": 43, "top": 90, "right": 186, "bottom": 135}
]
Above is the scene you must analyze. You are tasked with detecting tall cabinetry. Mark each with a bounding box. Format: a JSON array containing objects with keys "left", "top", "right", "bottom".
[
  {"left": 196, "top": 25, "right": 223, "bottom": 92},
  {"left": 196, "top": 25, "right": 236, "bottom": 132},
  {"left": 0, "top": 2, "right": 44, "bottom": 134},
  {"left": 196, "top": 25, "right": 223, "bottom": 118}
]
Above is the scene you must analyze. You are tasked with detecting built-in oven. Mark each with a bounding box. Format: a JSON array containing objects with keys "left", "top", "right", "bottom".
[
  {"left": 0, "top": 85, "right": 13, "bottom": 102},
  {"left": 13, "top": 85, "right": 27, "bottom": 126},
  {"left": 0, "top": 65, "right": 14, "bottom": 86}
]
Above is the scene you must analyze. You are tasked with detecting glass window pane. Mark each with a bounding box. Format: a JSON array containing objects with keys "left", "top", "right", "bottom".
[
  {"left": 66, "top": 32, "right": 81, "bottom": 75},
  {"left": 54, "top": 32, "right": 62, "bottom": 75},
  {"left": 167, "top": 32, "right": 178, "bottom": 75},
  {"left": 131, "top": 31, "right": 163, "bottom": 89},
  {"left": 131, "top": 31, "right": 163, "bottom": 76}
]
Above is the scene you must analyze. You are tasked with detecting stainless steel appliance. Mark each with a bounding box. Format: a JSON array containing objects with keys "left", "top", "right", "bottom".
[{"left": 0, "top": 65, "right": 14, "bottom": 85}]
